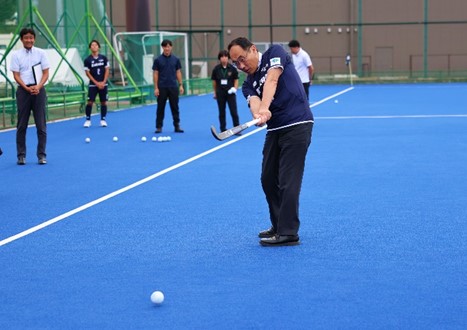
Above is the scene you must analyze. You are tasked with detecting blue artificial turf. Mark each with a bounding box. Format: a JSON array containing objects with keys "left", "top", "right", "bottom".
[{"left": 0, "top": 83, "right": 466, "bottom": 329}]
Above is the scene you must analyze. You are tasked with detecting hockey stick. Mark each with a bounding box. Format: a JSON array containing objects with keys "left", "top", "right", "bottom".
[{"left": 210, "top": 118, "right": 260, "bottom": 141}]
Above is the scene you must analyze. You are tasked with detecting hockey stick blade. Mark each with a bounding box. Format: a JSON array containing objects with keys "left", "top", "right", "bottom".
[{"left": 210, "top": 118, "right": 260, "bottom": 141}]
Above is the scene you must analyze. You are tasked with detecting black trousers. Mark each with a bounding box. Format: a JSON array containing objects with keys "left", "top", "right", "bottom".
[
  {"left": 156, "top": 87, "right": 180, "bottom": 129},
  {"left": 16, "top": 87, "right": 47, "bottom": 159},
  {"left": 303, "top": 82, "right": 310, "bottom": 100},
  {"left": 216, "top": 90, "right": 240, "bottom": 131},
  {"left": 261, "top": 122, "right": 313, "bottom": 236}
]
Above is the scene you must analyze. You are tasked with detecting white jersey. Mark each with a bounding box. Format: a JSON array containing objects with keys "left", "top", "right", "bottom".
[{"left": 291, "top": 48, "right": 312, "bottom": 83}]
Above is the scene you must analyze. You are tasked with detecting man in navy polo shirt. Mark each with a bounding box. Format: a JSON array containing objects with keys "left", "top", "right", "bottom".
[
  {"left": 152, "top": 39, "right": 185, "bottom": 133},
  {"left": 228, "top": 37, "right": 314, "bottom": 246}
]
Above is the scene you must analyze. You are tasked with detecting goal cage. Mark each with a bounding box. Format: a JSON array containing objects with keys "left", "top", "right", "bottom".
[{"left": 113, "top": 31, "right": 189, "bottom": 90}]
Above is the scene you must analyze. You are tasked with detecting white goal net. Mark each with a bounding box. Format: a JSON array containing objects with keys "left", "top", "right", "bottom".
[{"left": 113, "top": 31, "right": 189, "bottom": 87}]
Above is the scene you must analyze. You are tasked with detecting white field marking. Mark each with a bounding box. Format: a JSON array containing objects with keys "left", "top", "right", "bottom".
[
  {"left": 309, "top": 86, "right": 354, "bottom": 108},
  {"left": 0, "top": 140, "right": 241, "bottom": 247},
  {"left": 0, "top": 87, "right": 355, "bottom": 247},
  {"left": 317, "top": 114, "right": 467, "bottom": 120}
]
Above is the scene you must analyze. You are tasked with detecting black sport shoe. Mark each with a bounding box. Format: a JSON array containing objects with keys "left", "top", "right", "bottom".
[
  {"left": 155, "top": 128, "right": 162, "bottom": 134},
  {"left": 174, "top": 127, "right": 184, "bottom": 133},
  {"left": 258, "top": 227, "right": 276, "bottom": 238},
  {"left": 17, "top": 156, "right": 25, "bottom": 165}
]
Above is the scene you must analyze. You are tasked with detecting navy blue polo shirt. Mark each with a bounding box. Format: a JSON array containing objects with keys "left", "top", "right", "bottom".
[
  {"left": 152, "top": 54, "right": 182, "bottom": 88},
  {"left": 84, "top": 54, "right": 109, "bottom": 85},
  {"left": 242, "top": 45, "right": 314, "bottom": 130}
]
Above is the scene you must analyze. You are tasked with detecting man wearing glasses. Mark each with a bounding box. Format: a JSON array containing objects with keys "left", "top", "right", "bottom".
[{"left": 228, "top": 37, "right": 314, "bottom": 246}]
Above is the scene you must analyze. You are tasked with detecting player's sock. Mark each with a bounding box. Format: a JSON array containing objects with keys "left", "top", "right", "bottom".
[
  {"left": 101, "top": 105, "right": 107, "bottom": 118},
  {"left": 85, "top": 104, "right": 92, "bottom": 119}
]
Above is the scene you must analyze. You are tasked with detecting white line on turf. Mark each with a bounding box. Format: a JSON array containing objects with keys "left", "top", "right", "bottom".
[
  {"left": 317, "top": 114, "right": 467, "bottom": 120},
  {"left": 0, "top": 140, "right": 240, "bottom": 247},
  {"left": 0, "top": 86, "right": 354, "bottom": 247},
  {"left": 309, "top": 86, "right": 354, "bottom": 108}
]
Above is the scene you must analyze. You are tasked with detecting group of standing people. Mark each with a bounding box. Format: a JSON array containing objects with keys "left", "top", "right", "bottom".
[
  {"left": 6, "top": 32, "right": 187, "bottom": 166},
  {"left": 7, "top": 28, "right": 315, "bottom": 247},
  {"left": 7, "top": 29, "right": 111, "bottom": 165}
]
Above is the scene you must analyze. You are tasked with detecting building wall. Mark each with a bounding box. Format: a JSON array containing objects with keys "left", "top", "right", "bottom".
[{"left": 105, "top": 0, "right": 467, "bottom": 77}]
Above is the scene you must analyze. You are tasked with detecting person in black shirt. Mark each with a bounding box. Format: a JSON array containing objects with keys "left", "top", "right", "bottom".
[
  {"left": 211, "top": 50, "right": 240, "bottom": 132},
  {"left": 152, "top": 39, "right": 184, "bottom": 133},
  {"left": 83, "top": 40, "right": 109, "bottom": 127}
]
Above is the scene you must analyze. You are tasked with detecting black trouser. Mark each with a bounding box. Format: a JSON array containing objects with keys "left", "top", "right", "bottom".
[
  {"left": 156, "top": 87, "right": 180, "bottom": 129},
  {"left": 216, "top": 89, "right": 240, "bottom": 131},
  {"left": 303, "top": 82, "right": 310, "bottom": 100},
  {"left": 261, "top": 122, "right": 313, "bottom": 236},
  {"left": 16, "top": 87, "right": 47, "bottom": 159}
]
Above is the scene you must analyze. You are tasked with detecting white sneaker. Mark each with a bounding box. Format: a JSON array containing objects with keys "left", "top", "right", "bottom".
[
  {"left": 83, "top": 120, "right": 91, "bottom": 128},
  {"left": 100, "top": 120, "right": 107, "bottom": 127}
]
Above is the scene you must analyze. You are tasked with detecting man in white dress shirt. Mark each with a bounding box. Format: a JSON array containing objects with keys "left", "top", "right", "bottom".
[
  {"left": 288, "top": 39, "right": 314, "bottom": 100},
  {"left": 10, "top": 27, "right": 50, "bottom": 165}
]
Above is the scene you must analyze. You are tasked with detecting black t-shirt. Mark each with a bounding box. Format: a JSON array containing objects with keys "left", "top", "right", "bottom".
[{"left": 211, "top": 63, "right": 238, "bottom": 91}]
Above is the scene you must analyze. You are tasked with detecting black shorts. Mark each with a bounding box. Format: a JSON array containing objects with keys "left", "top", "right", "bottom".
[{"left": 87, "top": 85, "right": 108, "bottom": 103}]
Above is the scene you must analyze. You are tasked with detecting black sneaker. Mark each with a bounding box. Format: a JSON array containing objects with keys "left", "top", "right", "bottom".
[
  {"left": 174, "top": 127, "right": 184, "bottom": 133},
  {"left": 17, "top": 156, "right": 25, "bottom": 165}
]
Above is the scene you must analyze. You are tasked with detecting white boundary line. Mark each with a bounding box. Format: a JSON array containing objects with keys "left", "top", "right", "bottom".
[
  {"left": 317, "top": 114, "right": 467, "bottom": 120},
  {"left": 310, "top": 86, "right": 354, "bottom": 108},
  {"left": 0, "top": 86, "right": 350, "bottom": 247},
  {"left": 0, "top": 139, "right": 241, "bottom": 247}
]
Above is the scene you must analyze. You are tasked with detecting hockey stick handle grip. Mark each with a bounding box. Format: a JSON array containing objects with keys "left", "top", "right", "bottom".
[
  {"left": 233, "top": 118, "right": 260, "bottom": 133},
  {"left": 246, "top": 118, "right": 260, "bottom": 127}
]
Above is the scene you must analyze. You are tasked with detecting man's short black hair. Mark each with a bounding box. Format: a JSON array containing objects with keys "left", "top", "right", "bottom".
[
  {"left": 161, "top": 39, "right": 173, "bottom": 47},
  {"left": 20, "top": 27, "right": 35, "bottom": 39},
  {"left": 288, "top": 39, "right": 300, "bottom": 48},
  {"left": 89, "top": 39, "right": 101, "bottom": 48},
  {"left": 217, "top": 50, "right": 229, "bottom": 59},
  {"left": 228, "top": 37, "right": 253, "bottom": 51}
]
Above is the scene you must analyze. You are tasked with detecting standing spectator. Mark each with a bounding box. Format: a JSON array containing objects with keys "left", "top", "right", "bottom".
[
  {"left": 288, "top": 39, "right": 314, "bottom": 100},
  {"left": 228, "top": 37, "right": 314, "bottom": 246},
  {"left": 10, "top": 27, "right": 50, "bottom": 165},
  {"left": 153, "top": 39, "right": 184, "bottom": 133},
  {"left": 83, "top": 40, "right": 110, "bottom": 128},
  {"left": 211, "top": 50, "right": 240, "bottom": 133}
]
